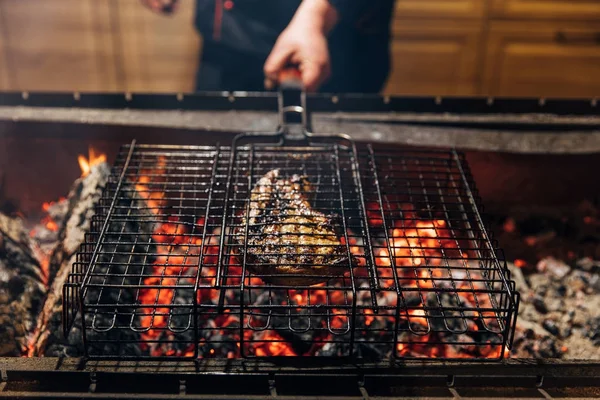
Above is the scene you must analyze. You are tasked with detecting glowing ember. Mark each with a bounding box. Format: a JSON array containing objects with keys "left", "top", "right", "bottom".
[
  {"left": 39, "top": 257, "right": 50, "bottom": 287},
  {"left": 127, "top": 169, "right": 507, "bottom": 359},
  {"left": 503, "top": 218, "right": 516, "bottom": 233},
  {"left": 254, "top": 332, "right": 297, "bottom": 357},
  {"left": 42, "top": 216, "right": 58, "bottom": 232},
  {"left": 514, "top": 259, "right": 527, "bottom": 268}
]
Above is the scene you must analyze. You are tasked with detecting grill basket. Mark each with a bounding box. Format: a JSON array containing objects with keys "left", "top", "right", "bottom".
[{"left": 64, "top": 141, "right": 519, "bottom": 360}]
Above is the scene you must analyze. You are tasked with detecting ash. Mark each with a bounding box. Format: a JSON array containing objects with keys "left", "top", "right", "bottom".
[
  {"left": 494, "top": 200, "right": 600, "bottom": 359},
  {"left": 508, "top": 257, "right": 600, "bottom": 359}
]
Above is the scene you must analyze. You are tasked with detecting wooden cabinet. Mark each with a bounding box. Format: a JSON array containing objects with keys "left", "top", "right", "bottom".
[
  {"left": 0, "top": 0, "right": 599, "bottom": 97},
  {"left": 115, "top": 1, "right": 200, "bottom": 93},
  {"left": 0, "top": 0, "right": 200, "bottom": 93},
  {"left": 483, "top": 21, "right": 600, "bottom": 98},
  {"left": 395, "top": 0, "right": 485, "bottom": 19},
  {"left": 490, "top": 0, "right": 600, "bottom": 20},
  {"left": 386, "top": 0, "right": 600, "bottom": 97},
  {"left": 384, "top": 20, "right": 484, "bottom": 96},
  {"left": 0, "top": 23, "right": 9, "bottom": 91},
  {"left": 0, "top": 0, "right": 118, "bottom": 92}
]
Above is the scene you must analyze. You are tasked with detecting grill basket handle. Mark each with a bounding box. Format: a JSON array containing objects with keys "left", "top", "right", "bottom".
[{"left": 277, "top": 66, "right": 310, "bottom": 142}]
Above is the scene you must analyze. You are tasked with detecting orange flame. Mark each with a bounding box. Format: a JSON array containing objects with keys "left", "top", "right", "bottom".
[
  {"left": 41, "top": 216, "right": 58, "bottom": 232},
  {"left": 78, "top": 147, "right": 107, "bottom": 177},
  {"left": 128, "top": 166, "right": 505, "bottom": 360},
  {"left": 254, "top": 332, "right": 297, "bottom": 357}
]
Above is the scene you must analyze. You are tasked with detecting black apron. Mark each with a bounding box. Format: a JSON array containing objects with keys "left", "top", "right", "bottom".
[{"left": 194, "top": 0, "right": 394, "bottom": 93}]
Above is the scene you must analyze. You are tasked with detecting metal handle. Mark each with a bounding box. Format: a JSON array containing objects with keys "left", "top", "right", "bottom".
[{"left": 277, "top": 66, "right": 310, "bottom": 142}]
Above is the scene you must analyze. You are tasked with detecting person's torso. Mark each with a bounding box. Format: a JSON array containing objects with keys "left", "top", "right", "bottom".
[
  {"left": 195, "top": 0, "right": 301, "bottom": 55},
  {"left": 195, "top": 0, "right": 394, "bottom": 54},
  {"left": 195, "top": 0, "right": 395, "bottom": 92}
]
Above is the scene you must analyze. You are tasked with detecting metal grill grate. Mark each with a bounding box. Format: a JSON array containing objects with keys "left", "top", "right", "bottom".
[{"left": 64, "top": 141, "right": 519, "bottom": 360}]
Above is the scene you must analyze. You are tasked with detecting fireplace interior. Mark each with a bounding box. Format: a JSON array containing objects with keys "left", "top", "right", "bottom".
[{"left": 0, "top": 95, "right": 599, "bottom": 398}]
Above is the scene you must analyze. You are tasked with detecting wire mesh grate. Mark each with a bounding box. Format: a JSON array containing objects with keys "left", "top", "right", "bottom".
[{"left": 64, "top": 142, "right": 519, "bottom": 360}]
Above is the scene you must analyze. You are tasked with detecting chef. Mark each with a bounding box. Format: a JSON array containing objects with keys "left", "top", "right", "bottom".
[{"left": 142, "top": 0, "right": 395, "bottom": 93}]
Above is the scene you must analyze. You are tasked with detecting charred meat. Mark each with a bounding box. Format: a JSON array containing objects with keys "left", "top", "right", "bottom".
[{"left": 234, "top": 169, "right": 354, "bottom": 285}]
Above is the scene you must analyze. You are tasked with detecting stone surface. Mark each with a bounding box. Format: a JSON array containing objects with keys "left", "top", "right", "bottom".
[{"left": 1, "top": 106, "right": 599, "bottom": 154}]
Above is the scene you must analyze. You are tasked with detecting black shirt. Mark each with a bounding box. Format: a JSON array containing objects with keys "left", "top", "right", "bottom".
[{"left": 194, "top": 0, "right": 394, "bottom": 93}]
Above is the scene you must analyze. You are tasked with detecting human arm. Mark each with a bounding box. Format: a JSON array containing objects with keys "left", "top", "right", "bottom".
[{"left": 263, "top": 0, "right": 339, "bottom": 92}]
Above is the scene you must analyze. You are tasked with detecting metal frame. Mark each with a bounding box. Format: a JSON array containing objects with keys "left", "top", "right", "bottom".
[
  {"left": 64, "top": 140, "right": 519, "bottom": 361},
  {"left": 0, "top": 91, "right": 599, "bottom": 116},
  {"left": 0, "top": 358, "right": 599, "bottom": 399}
]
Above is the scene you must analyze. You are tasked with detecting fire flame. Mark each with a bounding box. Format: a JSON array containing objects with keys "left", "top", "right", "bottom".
[
  {"left": 131, "top": 171, "right": 507, "bottom": 359},
  {"left": 78, "top": 147, "right": 107, "bottom": 177},
  {"left": 23, "top": 148, "right": 107, "bottom": 356}
]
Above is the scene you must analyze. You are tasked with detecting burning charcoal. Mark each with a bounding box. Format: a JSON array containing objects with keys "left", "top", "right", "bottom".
[
  {"left": 30, "top": 198, "right": 70, "bottom": 251},
  {"left": 244, "top": 287, "right": 328, "bottom": 355},
  {"left": 576, "top": 257, "right": 599, "bottom": 273},
  {"left": 528, "top": 273, "right": 551, "bottom": 296},
  {"left": 571, "top": 310, "right": 588, "bottom": 327},
  {"left": 425, "top": 292, "right": 467, "bottom": 332},
  {"left": 507, "top": 261, "right": 529, "bottom": 291},
  {"left": 28, "top": 162, "right": 112, "bottom": 356},
  {"left": 544, "top": 298, "right": 563, "bottom": 313},
  {"left": 30, "top": 161, "right": 168, "bottom": 357},
  {"left": 353, "top": 342, "right": 387, "bottom": 360},
  {"left": 46, "top": 199, "right": 69, "bottom": 221},
  {"left": 523, "top": 328, "right": 535, "bottom": 340},
  {"left": 588, "top": 273, "right": 600, "bottom": 292},
  {"left": 0, "top": 213, "right": 46, "bottom": 356},
  {"left": 0, "top": 293, "right": 27, "bottom": 355},
  {"left": 196, "top": 313, "right": 240, "bottom": 358},
  {"left": 542, "top": 319, "right": 559, "bottom": 336},
  {"left": 402, "top": 292, "right": 423, "bottom": 307},
  {"left": 537, "top": 257, "right": 571, "bottom": 280},
  {"left": 510, "top": 325, "right": 562, "bottom": 359},
  {"left": 560, "top": 326, "right": 572, "bottom": 339},
  {"left": 317, "top": 341, "right": 347, "bottom": 357},
  {"left": 561, "top": 311, "right": 573, "bottom": 326},
  {"left": 586, "top": 317, "right": 600, "bottom": 345},
  {"left": 276, "top": 327, "right": 320, "bottom": 355},
  {"left": 566, "top": 271, "right": 592, "bottom": 294},
  {"left": 536, "top": 336, "right": 561, "bottom": 358},
  {"left": 532, "top": 296, "right": 548, "bottom": 314}
]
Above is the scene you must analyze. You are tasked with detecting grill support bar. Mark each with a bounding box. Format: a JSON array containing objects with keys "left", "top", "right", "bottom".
[{"left": 0, "top": 358, "right": 598, "bottom": 399}]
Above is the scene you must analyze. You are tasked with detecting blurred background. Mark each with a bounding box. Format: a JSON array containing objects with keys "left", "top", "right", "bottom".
[{"left": 0, "top": 0, "right": 599, "bottom": 97}]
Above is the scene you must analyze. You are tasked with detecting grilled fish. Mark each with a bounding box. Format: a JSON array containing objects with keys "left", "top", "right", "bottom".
[{"left": 235, "top": 169, "right": 354, "bottom": 285}]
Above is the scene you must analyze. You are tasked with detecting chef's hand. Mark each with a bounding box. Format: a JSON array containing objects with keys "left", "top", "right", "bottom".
[
  {"left": 264, "top": 0, "right": 339, "bottom": 92},
  {"left": 140, "top": 0, "right": 178, "bottom": 14}
]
